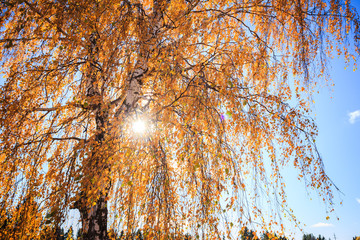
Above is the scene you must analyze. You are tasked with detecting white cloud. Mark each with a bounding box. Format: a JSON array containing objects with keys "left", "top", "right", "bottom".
[
  {"left": 349, "top": 110, "right": 360, "bottom": 124},
  {"left": 356, "top": 198, "right": 360, "bottom": 204},
  {"left": 311, "top": 222, "right": 334, "bottom": 228}
]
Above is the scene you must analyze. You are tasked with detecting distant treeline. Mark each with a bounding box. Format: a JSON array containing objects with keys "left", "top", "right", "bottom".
[
  {"left": 55, "top": 226, "right": 353, "bottom": 240},
  {"left": 2, "top": 219, "right": 358, "bottom": 240}
]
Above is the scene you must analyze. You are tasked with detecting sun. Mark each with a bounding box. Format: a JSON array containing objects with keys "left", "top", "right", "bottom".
[{"left": 132, "top": 119, "right": 146, "bottom": 134}]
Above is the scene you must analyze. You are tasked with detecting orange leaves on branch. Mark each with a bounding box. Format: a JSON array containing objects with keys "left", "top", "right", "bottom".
[{"left": 0, "top": 0, "right": 358, "bottom": 238}]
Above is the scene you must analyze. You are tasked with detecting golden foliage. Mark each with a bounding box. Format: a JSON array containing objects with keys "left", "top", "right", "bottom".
[{"left": 0, "top": 0, "right": 359, "bottom": 238}]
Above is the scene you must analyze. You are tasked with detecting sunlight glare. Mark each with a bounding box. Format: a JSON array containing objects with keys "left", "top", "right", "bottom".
[{"left": 132, "top": 119, "right": 146, "bottom": 134}]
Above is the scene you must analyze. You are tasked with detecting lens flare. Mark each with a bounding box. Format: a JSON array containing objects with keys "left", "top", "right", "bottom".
[{"left": 132, "top": 119, "right": 146, "bottom": 134}]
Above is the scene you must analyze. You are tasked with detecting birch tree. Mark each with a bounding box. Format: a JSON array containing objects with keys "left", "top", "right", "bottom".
[{"left": 0, "top": 0, "right": 359, "bottom": 239}]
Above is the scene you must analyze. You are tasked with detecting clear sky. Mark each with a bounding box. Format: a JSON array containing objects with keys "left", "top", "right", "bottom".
[
  {"left": 279, "top": 2, "right": 360, "bottom": 239},
  {"left": 281, "top": 48, "right": 360, "bottom": 239}
]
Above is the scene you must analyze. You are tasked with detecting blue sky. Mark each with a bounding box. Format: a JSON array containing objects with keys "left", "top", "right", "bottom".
[
  {"left": 277, "top": 3, "right": 360, "bottom": 238},
  {"left": 282, "top": 53, "right": 360, "bottom": 239}
]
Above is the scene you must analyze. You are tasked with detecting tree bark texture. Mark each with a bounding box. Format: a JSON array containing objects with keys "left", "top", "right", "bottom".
[{"left": 78, "top": 1, "right": 167, "bottom": 239}]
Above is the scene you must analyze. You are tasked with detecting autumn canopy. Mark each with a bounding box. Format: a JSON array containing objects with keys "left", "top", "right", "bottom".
[{"left": 0, "top": 0, "right": 359, "bottom": 239}]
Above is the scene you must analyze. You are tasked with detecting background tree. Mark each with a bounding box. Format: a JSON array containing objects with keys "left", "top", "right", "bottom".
[
  {"left": 262, "top": 231, "right": 289, "bottom": 240},
  {"left": 302, "top": 233, "right": 316, "bottom": 240},
  {"left": 240, "top": 226, "right": 257, "bottom": 240},
  {"left": 0, "top": 0, "right": 359, "bottom": 239},
  {"left": 302, "top": 233, "right": 328, "bottom": 240}
]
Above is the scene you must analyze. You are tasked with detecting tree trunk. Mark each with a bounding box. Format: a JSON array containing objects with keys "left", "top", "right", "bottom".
[
  {"left": 80, "top": 195, "right": 108, "bottom": 240},
  {"left": 77, "top": 2, "right": 167, "bottom": 238},
  {"left": 78, "top": 32, "right": 110, "bottom": 240}
]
